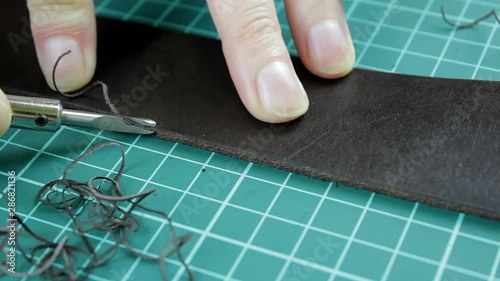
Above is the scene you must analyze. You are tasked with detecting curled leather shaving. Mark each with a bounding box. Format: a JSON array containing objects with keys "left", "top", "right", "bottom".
[
  {"left": 52, "top": 50, "right": 157, "bottom": 133},
  {"left": 0, "top": 141, "right": 194, "bottom": 280},
  {"left": 441, "top": 5, "right": 500, "bottom": 28}
]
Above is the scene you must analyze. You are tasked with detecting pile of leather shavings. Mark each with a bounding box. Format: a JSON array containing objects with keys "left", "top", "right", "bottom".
[{"left": 0, "top": 141, "right": 193, "bottom": 281}]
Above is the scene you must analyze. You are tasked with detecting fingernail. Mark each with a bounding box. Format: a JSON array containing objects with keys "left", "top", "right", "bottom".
[
  {"left": 257, "top": 61, "right": 309, "bottom": 119},
  {"left": 308, "top": 20, "right": 354, "bottom": 76},
  {"left": 41, "top": 36, "right": 90, "bottom": 92}
]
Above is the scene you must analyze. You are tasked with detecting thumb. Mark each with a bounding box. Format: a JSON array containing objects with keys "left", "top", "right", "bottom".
[
  {"left": 27, "top": 0, "right": 97, "bottom": 92},
  {"left": 0, "top": 89, "right": 12, "bottom": 137}
]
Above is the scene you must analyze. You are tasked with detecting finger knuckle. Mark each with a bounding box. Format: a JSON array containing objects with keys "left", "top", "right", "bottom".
[
  {"left": 28, "top": 0, "right": 93, "bottom": 29},
  {"left": 308, "top": 0, "right": 339, "bottom": 18},
  {"left": 28, "top": 0, "right": 88, "bottom": 12},
  {"left": 230, "top": 3, "right": 281, "bottom": 50}
]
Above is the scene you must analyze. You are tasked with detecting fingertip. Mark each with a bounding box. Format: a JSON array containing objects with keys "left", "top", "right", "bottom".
[
  {"left": 207, "top": 0, "right": 310, "bottom": 124},
  {"left": 229, "top": 59, "right": 311, "bottom": 124},
  {"left": 285, "top": 0, "right": 356, "bottom": 79},
  {"left": 39, "top": 36, "right": 96, "bottom": 92},
  {"left": 0, "top": 89, "right": 12, "bottom": 137},
  {"left": 252, "top": 60, "right": 310, "bottom": 123},
  {"left": 305, "top": 20, "right": 356, "bottom": 79},
  {"left": 245, "top": 94, "right": 310, "bottom": 124},
  {"left": 28, "top": 0, "right": 97, "bottom": 92}
]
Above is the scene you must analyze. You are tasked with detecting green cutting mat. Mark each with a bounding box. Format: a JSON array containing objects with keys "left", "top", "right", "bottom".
[{"left": 1, "top": 0, "right": 500, "bottom": 280}]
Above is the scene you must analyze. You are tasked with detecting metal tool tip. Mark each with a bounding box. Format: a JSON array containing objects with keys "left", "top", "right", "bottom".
[
  {"left": 61, "top": 109, "right": 158, "bottom": 135},
  {"left": 93, "top": 115, "right": 157, "bottom": 135}
]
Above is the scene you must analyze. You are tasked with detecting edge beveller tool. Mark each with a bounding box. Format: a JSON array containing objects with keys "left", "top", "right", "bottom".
[{"left": 6, "top": 94, "right": 157, "bottom": 135}]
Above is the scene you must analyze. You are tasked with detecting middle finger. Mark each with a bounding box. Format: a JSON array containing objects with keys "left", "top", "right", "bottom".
[{"left": 206, "top": 0, "right": 310, "bottom": 123}]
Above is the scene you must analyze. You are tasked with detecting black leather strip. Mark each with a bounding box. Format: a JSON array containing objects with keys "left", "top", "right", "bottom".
[{"left": 1, "top": 3, "right": 499, "bottom": 220}]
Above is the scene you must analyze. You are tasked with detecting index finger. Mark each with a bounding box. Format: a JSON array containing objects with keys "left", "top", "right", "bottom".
[{"left": 27, "top": 0, "right": 97, "bottom": 93}]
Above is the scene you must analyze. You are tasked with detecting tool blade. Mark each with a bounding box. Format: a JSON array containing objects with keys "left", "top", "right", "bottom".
[
  {"left": 61, "top": 109, "right": 157, "bottom": 135},
  {"left": 91, "top": 115, "right": 157, "bottom": 134}
]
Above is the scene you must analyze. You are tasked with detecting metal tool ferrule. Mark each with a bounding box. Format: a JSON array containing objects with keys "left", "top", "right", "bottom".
[{"left": 6, "top": 95, "right": 62, "bottom": 132}]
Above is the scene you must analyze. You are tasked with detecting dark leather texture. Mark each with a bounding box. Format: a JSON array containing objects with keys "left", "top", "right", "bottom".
[{"left": 1, "top": 3, "right": 499, "bottom": 220}]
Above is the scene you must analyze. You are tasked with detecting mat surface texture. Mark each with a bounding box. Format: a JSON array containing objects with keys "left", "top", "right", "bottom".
[{"left": 1, "top": 3, "right": 499, "bottom": 220}]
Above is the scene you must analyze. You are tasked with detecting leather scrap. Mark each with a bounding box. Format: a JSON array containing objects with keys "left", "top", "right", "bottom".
[{"left": 1, "top": 3, "right": 499, "bottom": 220}]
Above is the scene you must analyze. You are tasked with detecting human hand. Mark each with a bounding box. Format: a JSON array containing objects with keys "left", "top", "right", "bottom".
[
  {"left": 0, "top": 0, "right": 355, "bottom": 137},
  {"left": 0, "top": 0, "right": 96, "bottom": 137},
  {"left": 206, "top": 0, "right": 355, "bottom": 123}
]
